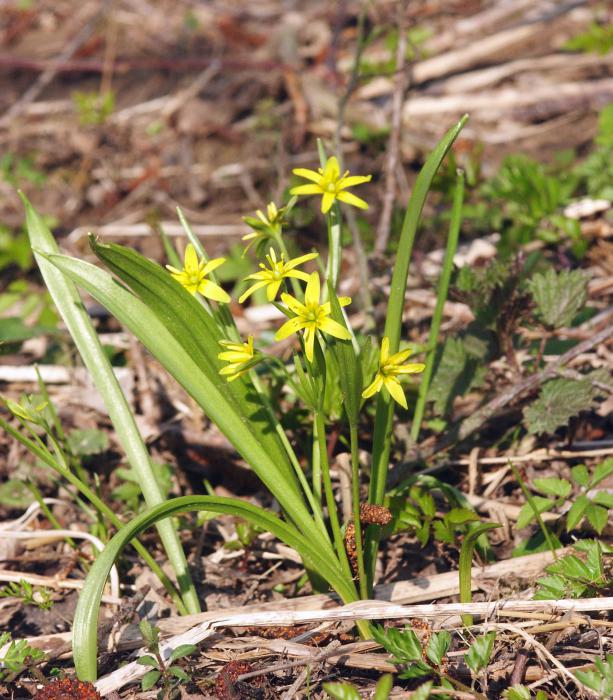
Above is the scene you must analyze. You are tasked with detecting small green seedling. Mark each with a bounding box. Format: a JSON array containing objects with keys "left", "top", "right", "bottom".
[
  {"left": 574, "top": 654, "right": 613, "bottom": 699},
  {"left": 0, "top": 579, "right": 54, "bottom": 610},
  {"left": 324, "top": 673, "right": 393, "bottom": 699},
  {"left": 137, "top": 620, "right": 197, "bottom": 699},
  {"left": 0, "top": 632, "right": 46, "bottom": 682}
]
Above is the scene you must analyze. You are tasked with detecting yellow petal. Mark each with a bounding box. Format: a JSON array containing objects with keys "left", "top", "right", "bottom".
[
  {"left": 184, "top": 243, "right": 199, "bottom": 272},
  {"left": 388, "top": 348, "right": 413, "bottom": 366},
  {"left": 285, "top": 251, "right": 318, "bottom": 270},
  {"left": 238, "top": 280, "right": 268, "bottom": 304},
  {"left": 290, "top": 184, "right": 323, "bottom": 195},
  {"left": 292, "top": 168, "right": 322, "bottom": 183},
  {"left": 362, "top": 373, "right": 384, "bottom": 399},
  {"left": 266, "top": 279, "right": 282, "bottom": 301},
  {"left": 338, "top": 174, "right": 372, "bottom": 188},
  {"left": 199, "top": 280, "right": 230, "bottom": 303},
  {"left": 394, "top": 362, "right": 426, "bottom": 375},
  {"left": 275, "top": 316, "right": 308, "bottom": 341},
  {"left": 280, "top": 292, "right": 306, "bottom": 316},
  {"left": 286, "top": 269, "right": 310, "bottom": 283},
  {"left": 165, "top": 264, "right": 182, "bottom": 275},
  {"left": 304, "top": 272, "right": 320, "bottom": 307},
  {"left": 324, "top": 156, "right": 340, "bottom": 181},
  {"left": 321, "top": 192, "right": 336, "bottom": 213},
  {"left": 384, "top": 377, "right": 408, "bottom": 409},
  {"left": 304, "top": 327, "right": 316, "bottom": 362},
  {"left": 380, "top": 337, "right": 390, "bottom": 364},
  {"left": 336, "top": 190, "right": 368, "bottom": 210},
  {"left": 319, "top": 317, "right": 351, "bottom": 340},
  {"left": 202, "top": 257, "right": 226, "bottom": 276}
]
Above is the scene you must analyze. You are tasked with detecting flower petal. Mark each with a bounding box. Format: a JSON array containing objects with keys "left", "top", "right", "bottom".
[
  {"left": 239, "top": 280, "right": 268, "bottom": 303},
  {"left": 165, "top": 264, "right": 182, "bottom": 275},
  {"left": 304, "top": 327, "right": 316, "bottom": 362},
  {"left": 292, "top": 168, "right": 322, "bottom": 183},
  {"left": 384, "top": 377, "right": 407, "bottom": 409},
  {"left": 284, "top": 251, "right": 318, "bottom": 270},
  {"left": 338, "top": 174, "right": 372, "bottom": 188},
  {"left": 304, "top": 272, "right": 320, "bottom": 307},
  {"left": 336, "top": 190, "right": 369, "bottom": 210},
  {"left": 388, "top": 348, "right": 413, "bottom": 366},
  {"left": 324, "top": 156, "right": 340, "bottom": 181},
  {"left": 319, "top": 317, "right": 351, "bottom": 340},
  {"left": 202, "top": 257, "right": 226, "bottom": 276},
  {"left": 362, "top": 373, "right": 384, "bottom": 399},
  {"left": 275, "top": 316, "right": 308, "bottom": 341},
  {"left": 290, "top": 184, "right": 323, "bottom": 195},
  {"left": 184, "top": 243, "right": 199, "bottom": 271},
  {"left": 266, "top": 279, "right": 282, "bottom": 301},
  {"left": 321, "top": 192, "right": 336, "bottom": 213},
  {"left": 199, "top": 280, "right": 230, "bottom": 303},
  {"left": 280, "top": 292, "right": 306, "bottom": 316},
  {"left": 380, "top": 337, "right": 390, "bottom": 364},
  {"left": 285, "top": 269, "right": 311, "bottom": 282},
  {"left": 394, "top": 362, "right": 426, "bottom": 375}
]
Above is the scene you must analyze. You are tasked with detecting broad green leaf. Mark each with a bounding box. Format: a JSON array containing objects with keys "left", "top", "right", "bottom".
[
  {"left": 445, "top": 508, "right": 480, "bottom": 525},
  {"left": 528, "top": 268, "right": 588, "bottom": 329},
  {"left": 571, "top": 464, "right": 590, "bottom": 487},
  {"left": 73, "top": 496, "right": 356, "bottom": 681},
  {"left": 585, "top": 504, "right": 608, "bottom": 534},
  {"left": 168, "top": 666, "right": 190, "bottom": 681},
  {"left": 575, "top": 655, "right": 613, "bottom": 698},
  {"left": 136, "top": 655, "right": 158, "bottom": 667},
  {"left": 323, "top": 682, "right": 361, "bottom": 700},
  {"left": 409, "top": 681, "right": 433, "bottom": 700},
  {"left": 503, "top": 685, "right": 531, "bottom": 700},
  {"left": 533, "top": 477, "right": 571, "bottom": 499},
  {"left": 168, "top": 644, "right": 197, "bottom": 663},
  {"left": 21, "top": 194, "right": 197, "bottom": 615},
  {"left": 141, "top": 669, "right": 161, "bottom": 691},
  {"left": 591, "top": 458, "right": 613, "bottom": 488},
  {"left": 465, "top": 631, "right": 496, "bottom": 674},
  {"left": 566, "top": 494, "right": 591, "bottom": 531},
  {"left": 426, "top": 631, "right": 451, "bottom": 667},
  {"left": 517, "top": 497, "right": 555, "bottom": 529},
  {"left": 524, "top": 378, "right": 595, "bottom": 435},
  {"left": 592, "top": 491, "right": 613, "bottom": 508},
  {"left": 44, "top": 251, "right": 320, "bottom": 541},
  {"left": 372, "top": 624, "right": 423, "bottom": 663}
]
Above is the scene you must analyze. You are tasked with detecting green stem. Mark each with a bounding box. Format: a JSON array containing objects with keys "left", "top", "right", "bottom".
[
  {"left": 459, "top": 523, "right": 501, "bottom": 627},
  {"left": 315, "top": 412, "right": 353, "bottom": 583},
  {"left": 350, "top": 424, "right": 368, "bottom": 600},
  {"left": 325, "top": 205, "right": 342, "bottom": 293},
  {"left": 312, "top": 417, "right": 323, "bottom": 504},
  {"left": 411, "top": 170, "right": 464, "bottom": 442}
]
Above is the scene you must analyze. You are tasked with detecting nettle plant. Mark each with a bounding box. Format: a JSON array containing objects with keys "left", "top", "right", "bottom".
[{"left": 18, "top": 117, "right": 468, "bottom": 681}]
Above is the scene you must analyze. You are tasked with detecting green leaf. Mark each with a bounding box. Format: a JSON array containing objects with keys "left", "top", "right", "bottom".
[
  {"left": 528, "top": 268, "right": 588, "bottom": 329},
  {"left": 533, "top": 477, "right": 571, "bottom": 499},
  {"left": 168, "top": 666, "right": 190, "bottom": 681},
  {"left": 323, "top": 682, "right": 361, "bottom": 700},
  {"left": 141, "top": 669, "right": 161, "bottom": 691},
  {"left": 566, "top": 494, "right": 591, "bottom": 531},
  {"left": 465, "top": 632, "right": 496, "bottom": 674},
  {"left": 524, "top": 378, "right": 596, "bottom": 435},
  {"left": 534, "top": 574, "right": 572, "bottom": 600},
  {"left": 0, "top": 480, "right": 33, "bottom": 509},
  {"left": 459, "top": 523, "right": 501, "bottom": 626},
  {"left": 410, "top": 681, "right": 434, "bottom": 700},
  {"left": 591, "top": 491, "right": 613, "bottom": 508},
  {"left": 445, "top": 508, "right": 480, "bottom": 525},
  {"left": 517, "top": 497, "right": 555, "bottom": 529},
  {"left": 72, "top": 496, "right": 356, "bottom": 681},
  {"left": 372, "top": 624, "right": 423, "bottom": 664},
  {"left": 373, "top": 674, "right": 393, "bottom": 700},
  {"left": 136, "top": 655, "right": 158, "bottom": 667},
  {"left": 590, "top": 458, "right": 613, "bottom": 488},
  {"left": 168, "top": 644, "right": 197, "bottom": 663},
  {"left": 66, "top": 428, "right": 109, "bottom": 456},
  {"left": 575, "top": 655, "right": 613, "bottom": 698},
  {"left": 571, "top": 464, "right": 590, "bottom": 488},
  {"left": 44, "top": 249, "right": 322, "bottom": 543},
  {"left": 426, "top": 631, "right": 451, "bottom": 667},
  {"left": 22, "top": 194, "right": 198, "bottom": 616},
  {"left": 585, "top": 504, "right": 608, "bottom": 534},
  {"left": 503, "top": 685, "right": 531, "bottom": 700}
]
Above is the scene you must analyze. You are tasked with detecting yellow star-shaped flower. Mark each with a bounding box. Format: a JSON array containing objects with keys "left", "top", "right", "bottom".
[
  {"left": 166, "top": 244, "right": 230, "bottom": 303},
  {"left": 290, "top": 156, "right": 371, "bottom": 214},
  {"left": 362, "top": 337, "right": 425, "bottom": 409},
  {"left": 239, "top": 248, "right": 318, "bottom": 304},
  {"left": 275, "top": 272, "right": 351, "bottom": 362},
  {"left": 218, "top": 336, "right": 258, "bottom": 382}
]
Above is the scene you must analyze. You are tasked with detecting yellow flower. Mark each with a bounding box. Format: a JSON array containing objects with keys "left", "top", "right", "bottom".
[
  {"left": 242, "top": 202, "right": 282, "bottom": 242},
  {"left": 239, "top": 247, "right": 318, "bottom": 303},
  {"left": 218, "top": 336, "right": 258, "bottom": 381},
  {"left": 275, "top": 272, "right": 351, "bottom": 362},
  {"left": 166, "top": 243, "right": 230, "bottom": 303},
  {"left": 290, "top": 156, "right": 371, "bottom": 214},
  {"left": 362, "top": 337, "right": 425, "bottom": 409}
]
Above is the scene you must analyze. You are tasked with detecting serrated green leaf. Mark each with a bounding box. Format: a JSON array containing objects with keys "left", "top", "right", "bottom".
[
  {"left": 141, "top": 669, "right": 161, "bottom": 691},
  {"left": 517, "top": 497, "right": 555, "bottom": 529},
  {"left": 566, "top": 494, "right": 591, "bottom": 531},
  {"left": 533, "top": 574, "right": 568, "bottom": 600},
  {"left": 465, "top": 631, "right": 496, "bottom": 674},
  {"left": 591, "top": 458, "right": 613, "bottom": 488},
  {"left": 409, "top": 681, "right": 433, "bottom": 700},
  {"left": 168, "top": 665, "right": 190, "bottom": 681},
  {"left": 445, "top": 508, "right": 480, "bottom": 525},
  {"left": 372, "top": 624, "right": 423, "bottom": 664},
  {"left": 168, "top": 644, "right": 197, "bottom": 663},
  {"left": 585, "top": 504, "right": 608, "bottom": 534},
  {"left": 426, "top": 631, "right": 451, "bottom": 667},
  {"left": 323, "top": 682, "right": 361, "bottom": 700},
  {"left": 533, "top": 477, "right": 571, "bottom": 498},
  {"left": 528, "top": 268, "right": 588, "bottom": 329},
  {"left": 591, "top": 491, "right": 613, "bottom": 508},
  {"left": 524, "top": 378, "right": 596, "bottom": 436},
  {"left": 575, "top": 655, "right": 613, "bottom": 698},
  {"left": 571, "top": 464, "right": 590, "bottom": 487},
  {"left": 503, "top": 685, "right": 531, "bottom": 700}
]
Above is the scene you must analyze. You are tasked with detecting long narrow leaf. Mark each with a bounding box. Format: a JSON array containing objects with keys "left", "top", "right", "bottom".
[
  {"left": 21, "top": 194, "right": 199, "bottom": 615},
  {"left": 44, "top": 252, "right": 323, "bottom": 541},
  {"left": 365, "top": 116, "right": 468, "bottom": 589},
  {"left": 73, "top": 496, "right": 358, "bottom": 681}
]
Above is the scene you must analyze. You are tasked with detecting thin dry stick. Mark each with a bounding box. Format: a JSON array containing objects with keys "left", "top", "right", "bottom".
[{"left": 375, "top": 0, "right": 409, "bottom": 254}]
